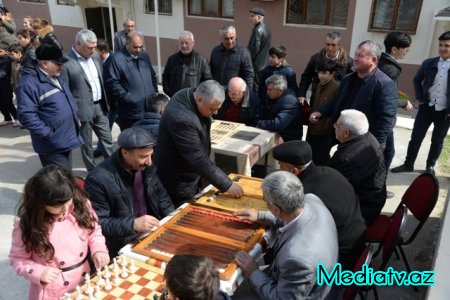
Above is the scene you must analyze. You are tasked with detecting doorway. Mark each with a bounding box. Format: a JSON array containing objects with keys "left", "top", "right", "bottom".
[{"left": 85, "top": 7, "right": 117, "bottom": 50}]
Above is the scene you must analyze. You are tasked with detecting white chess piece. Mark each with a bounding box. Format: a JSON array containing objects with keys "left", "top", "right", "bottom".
[
  {"left": 94, "top": 285, "right": 101, "bottom": 298},
  {"left": 104, "top": 265, "right": 111, "bottom": 279},
  {"left": 75, "top": 285, "right": 83, "bottom": 300},
  {"left": 113, "top": 270, "right": 120, "bottom": 284},
  {"left": 63, "top": 292, "right": 71, "bottom": 300},
  {"left": 129, "top": 259, "right": 137, "bottom": 272},
  {"left": 96, "top": 269, "right": 105, "bottom": 287},
  {"left": 104, "top": 278, "right": 112, "bottom": 291},
  {"left": 121, "top": 264, "right": 129, "bottom": 278},
  {"left": 120, "top": 254, "right": 127, "bottom": 267},
  {"left": 87, "top": 289, "right": 95, "bottom": 300}
]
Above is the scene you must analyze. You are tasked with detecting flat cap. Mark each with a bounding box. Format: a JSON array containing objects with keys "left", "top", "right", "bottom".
[
  {"left": 273, "top": 140, "right": 312, "bottom": 166},
  {"left": 35, "top": 45, "right": 68, "bottom": 64},
  {"left": 118, "top": 127, "right": 157, "bottom": 149},
  {"left": 250, "top": 7, "right": 265, "bottom": 16}
]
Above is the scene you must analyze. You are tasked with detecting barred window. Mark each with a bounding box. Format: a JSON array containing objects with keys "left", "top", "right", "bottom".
[
  {"left": 19, "top": 0, "right": 46, "bottom": 3},
  {"left": 145, "top": 0, "right": 172, "bottom": 15},
  {"left": 188, "top": 0, "right": 234, "bottom": 19},
  {"left": 286, "top": 0, "right": 349, "bottom": 27},
  {"left": 369, "top": 0, "right": 423, "bottom": 34}
]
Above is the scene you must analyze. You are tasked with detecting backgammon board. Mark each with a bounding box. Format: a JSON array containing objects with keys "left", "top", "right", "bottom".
[{"left": 132, "top": 205, "right": 265, "bottom": 280}]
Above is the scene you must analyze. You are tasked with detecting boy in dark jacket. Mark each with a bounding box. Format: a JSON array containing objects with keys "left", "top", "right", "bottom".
[{"left": 134, "top": 93, "right": 169, "bottom": 138}]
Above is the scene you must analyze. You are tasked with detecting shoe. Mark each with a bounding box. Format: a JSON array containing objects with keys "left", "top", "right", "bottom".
[
  {"left": 425, "top": 167, "right": 435, "bottom": 176},
  {"left": 386, "top": 191, "right": 395, "bottom": 199},
  {"left": 391, "top": 164, "right": 413, "bottom": 173},
  {"left": 12, "top": 120, "right": 21, "bottom": 127},
  {"left": 0, "top": 120, "right": 13, "bottom": 126},
  {"left": 93, "top": 150, "right": 102, "bottom": 158}
]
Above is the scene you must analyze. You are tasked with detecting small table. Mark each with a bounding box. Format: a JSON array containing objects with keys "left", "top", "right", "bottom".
[{"left": 210, "top": 121, "right": 277, "bottom": 176}]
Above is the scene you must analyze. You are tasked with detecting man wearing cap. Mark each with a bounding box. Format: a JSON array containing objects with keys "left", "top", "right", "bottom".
[
  {"left": 329, "top": 109, "right": 387, "bottom": 225},
  {"left": 155, "top": 80, "right": 244, "bottom": 207},
  {"left": 16, "top": 44, "right": 83, "bottom": 170},
  {"left": 272, "top": 140, "right": 367, "bottom": 271},
  {"left": 85, "top": 127, "right": 174, "bottom": 257},
  {"left": 248, "top": 7, "right": 271, "bottom": 92},
  {"left": 62, "top": 29, "right": 114, "bottom": 171}
]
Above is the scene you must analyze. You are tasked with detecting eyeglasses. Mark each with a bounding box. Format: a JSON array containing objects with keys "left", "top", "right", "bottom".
[{"left": 228, "top": 90, "right": 244, "bottom": 97}]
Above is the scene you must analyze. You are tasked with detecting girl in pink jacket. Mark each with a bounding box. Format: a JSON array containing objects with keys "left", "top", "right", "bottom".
[{"left": 9, "top": 165, "right": 110, "bottom": 300}]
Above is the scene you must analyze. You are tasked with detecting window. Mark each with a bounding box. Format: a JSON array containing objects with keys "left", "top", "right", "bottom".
[
  {"left": 286, "top": 0, "right": 349, "bottom": 27},
  {"left": 57, "top": 0, "right": 76, "bottom": 5},
  {"left": 188, "top": 0, "right": 234, "bottom": 19},
  {"left": 19, "top": 0, "right": 46, "bottom": 3},
  {"left": 145, "top": 0, "right": 172, "bottom": 15},
  {"left": 369, "top": 0, "right": 423, "bottom": 34}
]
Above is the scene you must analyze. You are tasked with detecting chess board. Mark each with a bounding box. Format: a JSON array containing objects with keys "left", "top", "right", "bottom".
[
  {"left": 68, "top": 259, "right": 165, "bottom": 300},
  {"left": 195, "top": 174, "right": 267, "bottom": 213},
  {"left": 210, "top": 120, "right": 244, "bottom": 144}
]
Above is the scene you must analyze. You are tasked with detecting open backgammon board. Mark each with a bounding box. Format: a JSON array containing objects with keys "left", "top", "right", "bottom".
[
  {"left": 132, "top": 205, "right": 265, "bottom": 280},
  {"left": 195, "top": 174, "right": 267, "bottom": 213}
]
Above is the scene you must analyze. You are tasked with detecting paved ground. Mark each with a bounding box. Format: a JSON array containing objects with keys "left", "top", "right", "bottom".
[{"left": 0, "top": 117, "right": 448, "bottom": 299}]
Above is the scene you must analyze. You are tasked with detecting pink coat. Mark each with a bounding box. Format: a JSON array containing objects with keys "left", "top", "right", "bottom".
[{"left": 9, "top": 203, "right": 108, "bottom": 300}]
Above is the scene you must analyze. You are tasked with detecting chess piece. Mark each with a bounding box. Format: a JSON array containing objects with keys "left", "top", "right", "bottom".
[
  {"left": 129, "top": 259, "right": 137, "bottom": 272},
  {"left": 96, "top": 268, "right": 105, "bottom": 287},
  {"left": 94, "top": 285, "right": 101, "bottom": 298},
  {"left": 84, "top": 273, "right": 94, "bottom": 294},
  {"left": 75, "top": 285, "right": 83, "bottom": 300},
  {"left": 104, "top": 265, "right": 111, "bottom": 279},
  {"left": 113, "top": 258, "right": 119, "bottom": 273},
  {"left": 113, "top": 270, "right": 120, "bottom": 284},
  {"left": 63, "top": 293, "right": 72, "bottom": 300},
  {"left": 121, "top": 264, "right": 129, "bottom": 278},
  {"left": 87, "top": 289, "right": 95, "bottom": 300},
  {"left": 104, "top": 278, "right": 112, "bottom": 291},
  {"left": 120, "top": 254, "right": 127, "bottom": 267}
]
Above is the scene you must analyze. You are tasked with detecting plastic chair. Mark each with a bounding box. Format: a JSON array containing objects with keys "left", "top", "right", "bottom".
[
  {"left": 343, "top": 244, "right": 374, "bottom": 300},
  {"left": 366, "top": 173, "right": 439, "bottom": 273}
]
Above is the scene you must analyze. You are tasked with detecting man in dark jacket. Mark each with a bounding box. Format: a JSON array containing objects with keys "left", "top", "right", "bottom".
[
  {"left": 329, "top": 110, "right": 387, "bottom": 225},
  {"left": 162, "top": 31, "right": 212, "bottom": 97},
  {"left": 310, "top": 40, "right": 397, "bottom": 151},
  {"left": 134, "top": 93, "right": 169, "bottom": 138},
  {"left": 258, "top": 74, "right": 302, "bottom": 141},
  {"left": 85, "top": 127, "right": 174, "bottom": 257},
  {"left": 215, "top": 77, "right": 261, "bottom": 126},
  {"left": 392, "top": 31, "right": 450, "bottom": 176},
  {"left": 248, "top": 7, "right": 271, "bottom": 92},
  {"left": 155, "top": 80, "right": 244, "bottom": 207},
  {"left": 104, "top": 31, "right": 158, "bottom": 130},
  {"left": 210, "top": 25, "right": 254, "bottom": 89},
  {"left": 16, "top": 45, "right": 83, "bottom": 170},
  {"left": 272, "top": 140, "right": 367, "bottom": 271}
]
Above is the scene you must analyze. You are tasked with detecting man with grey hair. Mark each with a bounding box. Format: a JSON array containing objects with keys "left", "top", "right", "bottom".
[
  {"left": 155, "top": 80, "right": 244, "bottom": 207},
  {"left": 113, "top": 18, "right": 144, "bottom": 52},
  {"left": 310, "top": 40, "right": 397, "bottom": 156},
  {"left": 258, "top": 74, "right": 302, "bottom": 141},
  {"left": 210, "top": 25, "right": 254, "bottom": 88},
  {"left": 162, "top": 31, "right": 212, "bottom": 97},
  {"left": 62, "top": 29, "right": 114, "bottom": 171},
  {"left": 329, "top": 109, "right": 387, "bottom": 224},
  {"left": 234, "top": 171, "right": 338, "bottom": 299}
]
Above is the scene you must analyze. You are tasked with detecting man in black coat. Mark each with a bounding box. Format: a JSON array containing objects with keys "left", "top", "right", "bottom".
[
  {"left": 85, "top": 127, "right": 174, "bottom": 257},
  {"left": 155, "top": 80, "right": 244, "bottom": 207},
  {"left": 273, "top": 140, "right": 367, "bottom": 270},
  {"left": 329, "top": 109, "right": 387, "bottom": 225}
]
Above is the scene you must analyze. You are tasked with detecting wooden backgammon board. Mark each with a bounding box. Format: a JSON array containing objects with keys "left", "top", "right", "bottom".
[
  {"left": 195, "top": 174, "right": 267, "bottom": 213},
  {"left": 132, "top": 205, "right": 265, "bottom": 280}
]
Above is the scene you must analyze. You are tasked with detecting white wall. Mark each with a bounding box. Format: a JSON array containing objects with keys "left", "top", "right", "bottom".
[
  {"left": 48, "top": 0, "right": 85, "bottom": 28},
  {"left": 350, "top": 0, "right": 449, "bottom": 65}
]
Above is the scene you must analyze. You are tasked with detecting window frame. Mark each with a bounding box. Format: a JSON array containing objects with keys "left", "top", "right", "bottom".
[
  {"left": 368, "top": 0, "right": 423, "bottom": 34},
  {"left": 285, "top": 0, "right": 349, "bottom": 28},
  {"left": 145, "top": 0, "right": 173, "bottom": 15},
  {"left": 18, "top": 0, "right": 46, "bottom": 3},
  {"left": 187, "top": 0, "right": 234, "bottom": 19}
]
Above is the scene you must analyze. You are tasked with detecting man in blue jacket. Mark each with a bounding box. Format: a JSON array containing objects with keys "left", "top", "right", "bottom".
[
  {"left": 391, "top": 31, "right": 450, "bottom": 175},
  {"left": 16, "top": 44, "right": 83, "bottom": 170},
  {"left": 105, "top": 31, "right": 158, "bottom": 130}
]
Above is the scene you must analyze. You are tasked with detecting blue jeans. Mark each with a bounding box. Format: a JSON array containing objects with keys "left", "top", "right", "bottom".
[{"left": 405, "top": 104, "right": 450, "bottom": 168}]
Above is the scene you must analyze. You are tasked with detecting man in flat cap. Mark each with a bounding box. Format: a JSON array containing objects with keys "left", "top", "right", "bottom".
[
  {"left": 85, "top": 127, "right": 174, "bottom": 257},
  {"left": 17, "top": 44, "right": 83, "bottom": 171},
  {"left": 248, "top": 7, "right": 271, "bottom": 92},
  {"left": 272, "top": 140, "right": 367, "bottom": 271}
]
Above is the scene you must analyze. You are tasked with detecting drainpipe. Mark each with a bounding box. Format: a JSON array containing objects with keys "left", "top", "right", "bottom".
[{"left": 154, "top": 0, "right": 162, "bottom": 83}]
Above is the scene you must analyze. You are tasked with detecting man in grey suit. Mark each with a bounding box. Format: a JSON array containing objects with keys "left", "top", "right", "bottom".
[
  {"left": 234, "top": 171, "right": 338, "bottom": 300},
  {"left": 62, "top": 29, "right": 113, "bottom": 171}
]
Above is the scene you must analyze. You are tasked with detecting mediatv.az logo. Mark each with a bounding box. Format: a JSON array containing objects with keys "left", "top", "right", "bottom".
[{"left": 317, "top": 264, "right": 435, "bottom": 286}]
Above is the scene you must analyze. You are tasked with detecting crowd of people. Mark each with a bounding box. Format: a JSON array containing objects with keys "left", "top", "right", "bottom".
[{"left": 2, "top": 4, "right": 450, "bottom": 299}]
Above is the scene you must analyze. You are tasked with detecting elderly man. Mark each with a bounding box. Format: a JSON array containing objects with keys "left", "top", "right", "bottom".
[
  {"left": 258, "top": 74, "right": 302, "bottom": 141},
  {"left": 310, "top": 40, "right": 397, "bottom": 152},
  {"left": 105, "top": 31, "right": 158, "bottom": 130},
  {"left": 329, "top": 109, "right": 387, "bottom": 224},
  {"left": 162, "top": 31, "right": 212, "bottom": 97},
  {"left": 299, "top": 31, "right": 353, "bottom": 103},
  {"left": 62, "top": 29, "right": 113, "bottom": 171},
  {"left": 113, "top": 18, "right": 143, "bottom": 52},
  {"left": 16, "top": 45, "right": 83, "bottom": 170},
  {"left": 155, "top": 80, "right": 244, "bottom": 207},
  {"left": 248, "top": 7, "right": 271, "bottom": 92},
  {"left": 391, "top": 31, "right": 450, "bottom": 176},
  {"left": 215, "top": 77, "right": 261, "bottom": 126},
  {"left": 272, "top": 140, "right": 366, "bottom": 270},
  {"left": 233, "top": 171, "right": 338, "bottom": 299},
  {"left": 210, "top": 25, "right": 254, "bottom": 89},
  {"left": 85, "top": 127, "right": 174, "bottom": 257}
]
